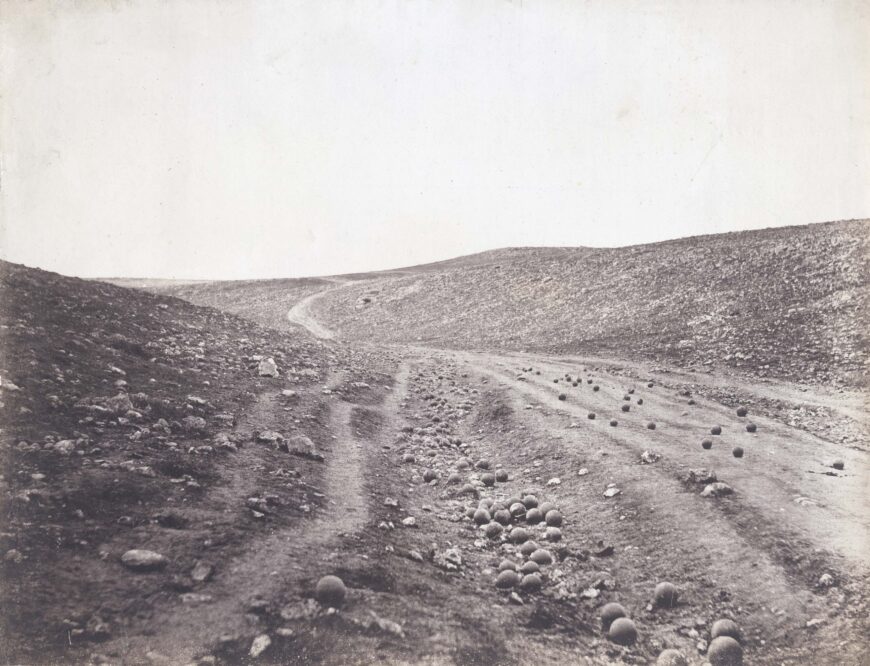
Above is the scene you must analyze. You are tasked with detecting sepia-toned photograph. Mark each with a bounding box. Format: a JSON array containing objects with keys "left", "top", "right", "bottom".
[{"left": 1, "top": 1, "right": 868, "bottom": 664}]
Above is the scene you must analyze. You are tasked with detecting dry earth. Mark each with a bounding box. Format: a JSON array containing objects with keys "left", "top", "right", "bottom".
[{"left": 3, "top": 221, "right": 869, "bottom": 665}]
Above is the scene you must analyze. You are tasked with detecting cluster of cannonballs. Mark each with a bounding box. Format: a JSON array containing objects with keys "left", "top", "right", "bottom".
[
  {"left": 701, "top": 406, "right": 756, "bottom": 458},
  {"left": 467, "top": 493, "right": 564, "bottom": 593}
]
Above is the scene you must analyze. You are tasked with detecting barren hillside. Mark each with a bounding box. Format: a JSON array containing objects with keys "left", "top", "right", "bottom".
[{"left": 313, "top": 220, "right": 869, "bottom": 386}]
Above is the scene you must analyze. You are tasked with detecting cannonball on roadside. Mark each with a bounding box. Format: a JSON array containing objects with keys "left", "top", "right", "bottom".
[
  {"left": 656, "top": 649, "right": 688, "bottom": 666},
  {"left": 732, "top": 446, "right": 744, "bottom": 458},
  {"left": 498, "top": 559, "right": 517, "bottom": 572},
  {"left": 702, "top": 439, "right": 713, "bottom": 450},
  {"left": 473, "top": 508, "right": 491, "bottom": 525},
  {"left": 588, "top": 412, "right": 596, "bottom": 420},
  {"left": 447, "top": 472, "right": 462, "bottom": 484},
  {"left": 608, "top": 617, "right": 637, "bottom": 645},
  {"left": 522, "top": 494, "right": 539, "bottom": 509},
  {"left": 537, "top": 501, "right": 554, "bottom": 514},
  {"left": 422, "top": 469, "right": 438, "bottom": 482},
  {"left": 647, "top": 422, "right": 656, "bottom": 430},
  {"left": 610, "top": 419, "right": 618, "bottom": 427},
  {"left": 525, "top": 508, "right": 544, "bottom": 525},
  {"left": 402, "top": 453, "right": 415, "bottom": 463},
  {"left": 593, "top": 385, "right": 600, "bottom": 392},
  {"left": 558, "top": 393, "right": 567, "bottom": 401},
  {"left": 315, "top": 575, "right": 346, "bottom": 607},
  {"left": 736, "top": 406, "right": 748, "bottom": 417},
  {"left": 519, "top": 573, "right": 543, "bottom": 592},
  {"left": 530, "top": 549, "right": 554, "bottom": 566},
  {"left": 545, "top": 526, "right": 562, "bottom": 541},
  {"left": 510, "top": 527, "right": 531, "bottom": 544},
  {"left": 456, "top": 457, "right": 472, "bottom": 470},
  {"left": 600, "top": 602, "right": 627, "bottom": 630},
  {"left": 707, "top": 636, "right": 743, "bottom": 665},
  {"left": 711, "top": 619, "right": 742, "bottom": 642},
  {"left": 544, "top": 510, "right": 563, "bottom": 527},
  {"left": 478, "top": 497, "right": 494, "bottom": 509},
  {"left": 654, "top": 581, "right": 678, "bottom": 608},
  {"left": 745, "top": 423, "right": 757, "bottom": 433},
  {"left": 519, "top": 540, "right": 539, "bottom": 557},
  {"left": 495, "top": 469, "right": 509, "bottom": 482},
  {"left": 484, "top": 522, "right": 503, "bottom": 539},
  {"left": 476, "top": 459, "right": 491, "bottom": 470},
  {"left": 622, "top": 404, "right": 630, "bottom": 412},
  {"left": 832, "top": 459, "right": 845, "bottom": 470},
  {"left": 519, "top": 560, "right": 540, "bottom": 575},
  {"left": 493, "top": 509, "right": 512, "bottom": 525},
  {"left": 647, "top": 382, "right": 654, "bottom": 388},
  {"left": 481, "top": 473, "right": 496, "bottom": 487},
  {"left": 495, "top": 569, "right": 520, "bottom": 589},
  {"left": 637, "top": 398, "right": 644, "bottom": 405},
  {"left": 711, "top": 425, "right": 722, "bottom": 435},
  {"left": 509, "top": 502, "right": 527, "bottom": 518}
]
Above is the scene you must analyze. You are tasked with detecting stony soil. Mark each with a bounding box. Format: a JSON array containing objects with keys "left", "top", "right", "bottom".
[{"left": 2, "top": 222, "right": 869, "bottom": 665}]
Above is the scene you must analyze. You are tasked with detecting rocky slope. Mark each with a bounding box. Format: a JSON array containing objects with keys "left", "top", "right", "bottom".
[
  {"left": 0, "top": 260, "right": 391, "bottom": 663},
  {"left": 312, "top": 220, "right": 868, "bottom": 386}
]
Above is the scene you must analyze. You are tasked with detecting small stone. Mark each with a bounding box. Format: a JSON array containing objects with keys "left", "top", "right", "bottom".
[
  {"left": 121, "top": 549, "right": 168, "bottom": 571},
  {"left": 249, "top": 634, "right": 271, "bottom": 658}
]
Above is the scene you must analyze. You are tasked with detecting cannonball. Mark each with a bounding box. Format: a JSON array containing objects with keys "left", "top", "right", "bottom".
[
  {"left": 610, "top": 420, "right": 618, "bottom": 427},
  {"left": 484, "top": 522, "right": 503, "bottom": 539},
  {"left": 608, "top": 617, "right": 637, "bottom": 645},
  {"left": 593, "top": 385, "right": 600, "bottom": 392},
  {"left": 736, "top": 406, "right": 748, "bottom": 417},
  {"left": 522, "top": 495, "right": 539, "bottom": 509},
  {"left": 519, "top": 540, "right": 539, "bottom": 556},
  {"left": 495, "top": 569, "right": 520, "bottom": 589},
  {"left": 656, "top": 649, "right": 688, "bottom": 666},
  {"left": 832, "top": 459, "right": 845, "bottom": 470},
  {"left": 558, "top": 393, "right": 567, "bottom": 401},
  {"left": 456, "top": 457, "right": 471, "bottom": 470},
  {"left": 525, "top": 508, "right": 544, "bottom": 525},
  {"left": 529, "top": 549, "right": 553, "bottom": 565},
  {"left": 315, "top": 575, "right": 346, "bottom": 607},
  {"left": 476, "top": 459, "right": 491, "bottom": 470},
  {"left": 510, "top": 527, "right": 531, "bottom": 544},
  {"left": 624, "top": 395, "right": 631, "bottom": 401},
  {"left": 707, "top": 636, "right": 743, "bottom": 665},
  {"left": 498, "top": 559, "right": 517, "bottom": 572},
  {"left": 647, "top": 382, "right": 654, "bottom": 388},
  {"left": 544, "top": 510, "right": 563, "bottom": 527},
  {"left": 711, "top": 425, "right": 722, "bottom": 435},
  {"left": 628, "top": 388, "right": 635, "bottom": 394},
  {"left": 519, "top": 560, "right": 540, "bottom": 575},
  {"left": 519, "top": 573, "right": 543, "bottom": 592},
  {"left": 545, "top": 526, "right": 562, "bottom": 541},
  {"left": 464, "top": 507, "right": 476, "bottom": 519},
  {"left": 423, "top": 469, "right": 438, "bottom": 482},
  {"left": 711, "top": 619, "right": 741, "bottom": 642},
  {"left": 654, "top": 581, "right": 678, "bottom": 608},
  {"left": 473, "top": 508, "right": 491, "bottom": 525},
  {"left": 493, "top": 509, "right": 512, "bottom": 525},
  {"left": 732, "top": 446, "right": 744, "bottom": 458},
  {"left": 538, "top": 501, "right": 555, "bottom": 515},
  {"left": 402, "top": 453, "right": 415, "bottom": 463},
  {"left": 702, "top": 439, "right": 713, "bottom": 450},
  {"left": 637, "top": 398, "right": 644, "bottom": 405},
  {"left": 447, "top": 472, "right": 462, "bottom": 484},
  {"left": 509, "top": 502, "right": 527, "bottom": 518},
  {"left": 622, "top": 404, "right": 630, "bottom": 412},
  {"left": 478, "top": 497, "right": 494, "bottom": 509},
  {"left": 647, "top": 422, "right": 656, "bottom": 430},
  {"left": 481, "top": 473, "right": 496, "bottom": 487},
  {"left": 495, "top": 469, "right": 509, "bottom": 482},
  {"left": 600, "top": 602, "right": 627, "bottom": 630},
  {"left": 688, "top": 399, "right": 696, "bottom": 405},
  {"left": 505, "top": 496, "right": 522, "bottom": 508},
  {"left": 745, "top": 423, "right": 757, "bottom": 433},
  {"left": 588, "top": 412, "right": 596, "bottom": 420}
]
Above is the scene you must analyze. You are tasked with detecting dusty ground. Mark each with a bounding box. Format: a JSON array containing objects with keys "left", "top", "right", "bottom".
[{"left": 2, "top": 238, "right": 869, "bottom": 665}]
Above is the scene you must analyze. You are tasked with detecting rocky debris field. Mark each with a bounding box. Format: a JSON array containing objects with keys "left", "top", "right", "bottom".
[{"left": 1, "top": 221, "right": 868, "bottom": 665}]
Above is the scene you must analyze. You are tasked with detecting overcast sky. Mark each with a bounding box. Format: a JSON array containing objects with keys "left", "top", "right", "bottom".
[{"left": 1, "top": 1, "right": 868, "bottom": 279}]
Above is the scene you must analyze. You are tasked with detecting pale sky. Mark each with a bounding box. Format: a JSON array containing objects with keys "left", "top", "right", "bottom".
[{"left": 1, "top": 0, "right": 868, "bottom": 279}]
